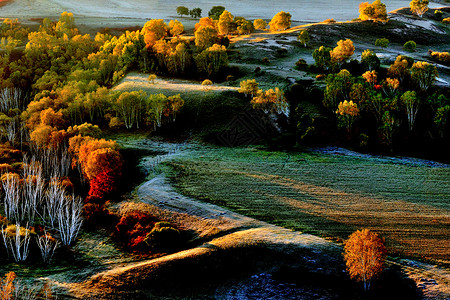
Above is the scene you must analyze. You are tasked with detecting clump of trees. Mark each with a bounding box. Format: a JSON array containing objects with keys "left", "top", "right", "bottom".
[
  {"left": 359, "top": 0, "right": 387, "bottom": 22},
  {"left": 410, "top": 0, "right": 429, "bottom": 18}
]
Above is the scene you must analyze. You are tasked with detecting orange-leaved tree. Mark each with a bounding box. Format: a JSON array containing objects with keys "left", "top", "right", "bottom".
[{"left": 343, "top": 229, "right": 387, "bottom": 291}]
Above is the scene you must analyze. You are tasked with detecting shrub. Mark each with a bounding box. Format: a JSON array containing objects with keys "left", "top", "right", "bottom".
[
  {"left": 430, "top": 51, "right": 450, "bottom": 65},
  {"left": 295, "top": 58, "right": 308, "bottom": 70},
  {"left": 254, "top": 19, "right": 267, "bottom": 30},
  {"left": 261, "top": 57, "right": 270, "bottom": 65},
  {"left": 375, "top": 38, "right": 389, "bottom": 48},
  {"left": 323, "top": 18, "right": 336, "bottom": 23},
  {"left": 144, "top": 221, "right": 181, "bottom": 251},
  {"left": 443, "top": 17, "right": 450, "bottom": 24},
  {"left": 316, "top": 74, "right": 326, "bottom": 80},
  {"left": 83, "top": 202, "right": 115, "bottom": 229},
  {"left": 115, "top": 211, "right": 157, "bottom": 250},
  {"left": 403, "top": 40, "right": 416, "bottom": 52},
  {"left": 434, "top": 10, "right": 443, "bottom": 20}
]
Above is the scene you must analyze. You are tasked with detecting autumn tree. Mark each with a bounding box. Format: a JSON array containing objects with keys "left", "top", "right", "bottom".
[
  {"left": 336, "top": 100, "right": 360, "bottom": 131},
  {"left": 297, "top": 30, "right": 310, "bottom": 48},
  {"left": 411, "top": 61, "right": 438, "bottom": 91},
  {"left": 382, "top": 78, "right": 400, "bottom": 98},
  {"left": 238, "top": 79, "right": 259, "bottom": 98},
  {"left": 359, "top": 0, "right": 387, "bottom": 22},
  {"left": 362, "top": 70, "right": 377, "bottom": 86},
  {"left": 387, "top": 55, "right": 411, "bottom": 83},
  {"left": 401, "top": 90, "right": 420, "bottom": 131},
  {"left": 169, "top": 20, "right": 184, "bottom": 36},
  {"left": 195, "top": 25, "right": 219, "bottom": 50},
  {"left": 176, "top": 6, "right": 189, "bottom": 17},
  {"left": 194, "top": 17, "right": 216, "bottom": 31},
  {"left": 165, "top": 94, "right": 184, "bottom": 122},
  {"left": 251, "top": 87, "right": 288, "bottom": 115},
  {"left": 361, "top": 49, "right": 380, "bottom": 71},
  {"left": 313, "top": 46, "right": 332, "bottom": 71},
  {"left": 142, "top": 19, "right": 168, "bottom": 48},
  {"left": 254, "top": 19, "right": 267, "bottom": 30},
  {"left": 330, "top": 39, "right": 355, "bottom": 68},
  {"left": 410, "top": 0, "right": 429, "bottom": 18},
  {"left": 344, "top": 229, "right": 387, "bottom": 291},
  {"left": 269, "top": 11, "right": 291, "bottom": 31},
  {"left": 218, "top": 10, "right": 235, "bottom": 35}
]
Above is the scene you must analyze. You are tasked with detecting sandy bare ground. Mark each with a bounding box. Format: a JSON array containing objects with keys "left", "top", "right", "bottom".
[{"left": 62, "top": 140, "right": 450, "bottom": 299}]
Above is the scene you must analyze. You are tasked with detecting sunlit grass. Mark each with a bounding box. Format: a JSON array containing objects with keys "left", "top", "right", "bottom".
[{"left": 162, "top": 145, "right": 450, "bottom": 264}]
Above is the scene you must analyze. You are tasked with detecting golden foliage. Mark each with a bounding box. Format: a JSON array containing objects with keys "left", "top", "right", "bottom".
[
  {"left": 344, "top": 229, "right": 386, "bottom": 290},
  {"left": 362, "top": 70, "right": 377, "bottom": 85},
  {"left": 269, "top": 11, "right": 291, "bottom": 31}
]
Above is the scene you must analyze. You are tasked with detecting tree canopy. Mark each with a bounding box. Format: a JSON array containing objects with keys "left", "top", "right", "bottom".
[{"left": 269, "top": 11, "right": 291, "bottom": 31}]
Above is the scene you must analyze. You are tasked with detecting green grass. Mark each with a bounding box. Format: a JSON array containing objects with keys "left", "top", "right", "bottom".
[{"left": 162, "top": 145, "right": 450, "bottom": 263}]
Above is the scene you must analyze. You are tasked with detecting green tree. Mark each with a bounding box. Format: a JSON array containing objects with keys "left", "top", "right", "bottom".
[
  {"left": 400, "top": 90, "right": 420, "bottom": 131},
  {"left": 190, "top": 8, "right": 202, "bottom": 18},
  {"left": 218, "top": 10, "right": 234, "bottom": 35},
  {"left": 411, "top": 61, "right": 438, "bottom": 91},
  {"left": 176, "top": 6, "right": 189, "bottom": 17},
  {"left": 297, "top": 30, "right": 310, "bottom": 47},
  {"left": 374, "top": 38, "right": 389, "bottom": 48},
  {"left": 236, "top": 18, "right": 254, "bottom": 35},
  {"left": 410, "top": 0, "right": 429, "bottom": 18},
  {"left": 208, "top": 6, "right": 226, "bottom": 19},
  {"left": 147, "top": 93, "right": 168, "bottom": 129},
  {"left": 313, "top": 46, "right": 332, "bottom": 70},
  {"left": 361, "top": 49, "right": 380, "bottom": 71},
  {"left": 323, "top": 69, "right": 354, "bottom": 112},
  {"left": 344, "top": 229, "right": 387, "bottom": 291},
  {"left": 269, "top": 11, "right": 291, "bottom": 31},
  {"left": 254, "top": 19, "right": 267, "bottom": 30}
]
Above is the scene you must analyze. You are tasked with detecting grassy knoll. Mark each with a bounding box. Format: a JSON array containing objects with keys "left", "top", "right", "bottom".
[{"left": 162, "top": 145, "right": 450, "bottom": 264}]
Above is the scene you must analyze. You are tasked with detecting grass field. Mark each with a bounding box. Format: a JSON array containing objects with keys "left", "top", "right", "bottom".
[{"left": 160, "top": 144, "right": 450, "bottom": 264}]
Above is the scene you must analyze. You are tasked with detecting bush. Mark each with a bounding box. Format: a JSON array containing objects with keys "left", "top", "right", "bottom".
[
  {"left": 295, "top": 58, "right": 308, "bottom": 71},
  {"left": 375, "top": 38, "right": 389, "bottom": 48},
  {"left": 323, "top": 19, "right": 336, "bottom": 23},
  {"left": 83, "top": 202, "right": 115, "bottom": 229},
  {"left": 261, "top": 57, "right": 270, "bottom": 65},
  {"left": 144, "top": 221, "right": 181, "bottom": 251},
  {"left": 403, "top": 40, "right": 416, "bottom": 52},
  {"left": 434, "top": 10, "right": 443, "bottom": 20},
  {"left": 115, "top": 211, "right": 158, "bottom": 250},
  {"left": 443, "top": 17, "right": 450, "bottom": 24},
  {"left": 430, "top": 51, "right": 450, "bottom": 65}
]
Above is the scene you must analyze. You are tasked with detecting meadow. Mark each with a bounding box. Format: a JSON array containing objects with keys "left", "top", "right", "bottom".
[{"left": 160, "top": 144, "right": 450, "bottom": 264}]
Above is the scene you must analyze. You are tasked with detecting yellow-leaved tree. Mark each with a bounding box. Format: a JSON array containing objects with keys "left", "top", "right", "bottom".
[
  {"left": 269, "top": 11, "right": 291, "bottom": 31},
  {"left": 343, "top": 229, "right": 387, "bottom": 291}
]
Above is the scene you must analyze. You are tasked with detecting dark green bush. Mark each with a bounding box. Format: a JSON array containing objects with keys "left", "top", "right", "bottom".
[{"left": 403, "top": 40, "right": 417, "bottom": 52}]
